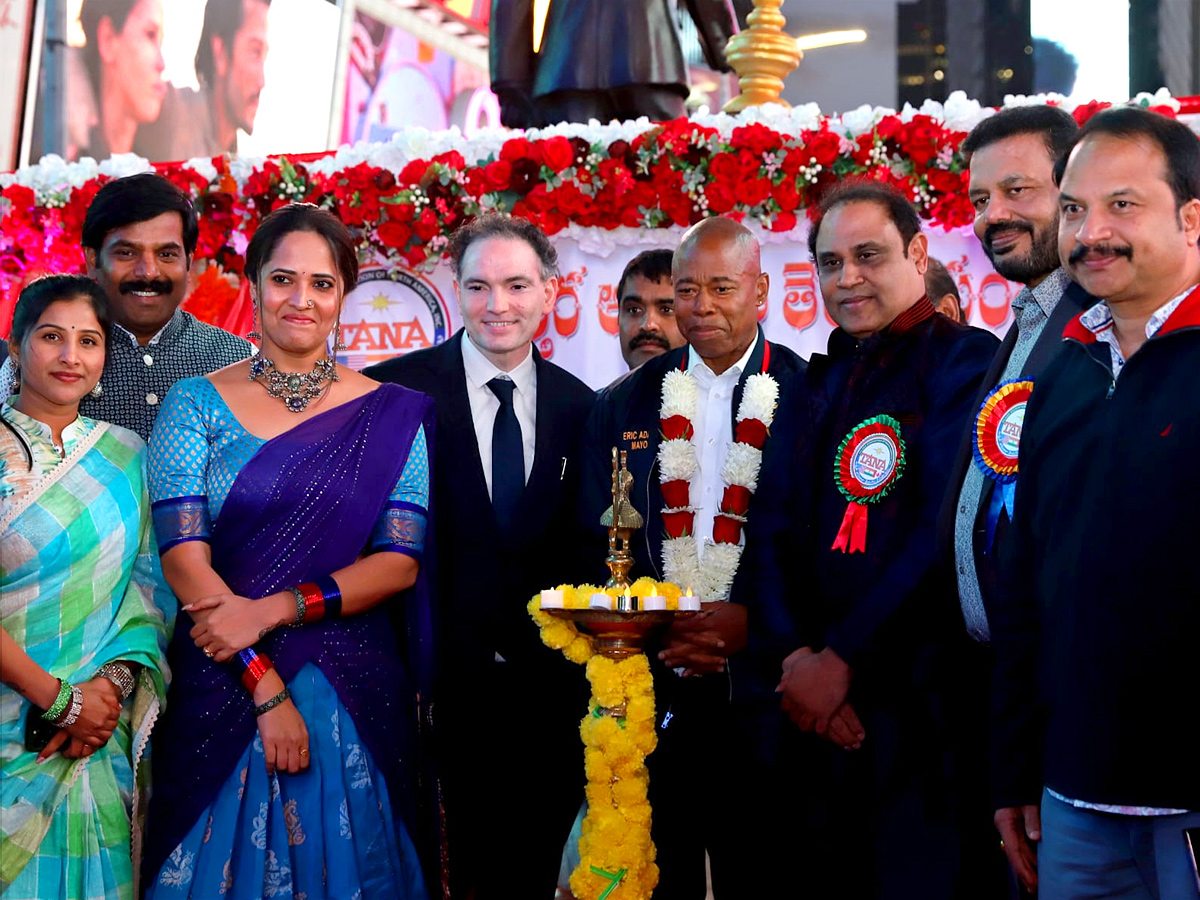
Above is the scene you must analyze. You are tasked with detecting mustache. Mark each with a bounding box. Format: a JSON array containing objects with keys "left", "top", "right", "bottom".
[
  {"left": 630, "top": 331, "right": 671, "bottom": 351},
  {"left": 120, "top": 279, "right": 173, "bottom": 296},
  {"left": 1068, "top": 242, "right": 1134, "bottom": 265},
  {"left": 984, "top": 221, "right": 1033, "bottom": 248}
]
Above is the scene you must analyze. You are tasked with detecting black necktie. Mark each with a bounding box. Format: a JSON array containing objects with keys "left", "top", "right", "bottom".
[{"left": 487, "top": 377, "right": 524, "bottom": 528}]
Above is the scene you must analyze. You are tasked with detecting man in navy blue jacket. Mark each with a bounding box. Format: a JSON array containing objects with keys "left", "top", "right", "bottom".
[
  {"left": 991, "top": 106, "right": 1200, "bottom": 900},
  {"left": 582, "top": 216, "right": 807, "bottom": 899},
  {"left": 777, "top": 181, "right": 999, "bottom": 899}
]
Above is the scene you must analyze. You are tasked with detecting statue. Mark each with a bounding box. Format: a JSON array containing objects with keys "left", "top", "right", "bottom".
[
  {"left": 600, "top": 448, "right": 642, "bottom": 595},
  {"left": 488, "top": 0, "right": 744, "bottom": 127}
]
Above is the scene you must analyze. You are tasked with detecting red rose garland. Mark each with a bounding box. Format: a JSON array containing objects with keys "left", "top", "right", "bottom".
[{"left": 657, "top": 349, "right": 779, "bottom": 600}]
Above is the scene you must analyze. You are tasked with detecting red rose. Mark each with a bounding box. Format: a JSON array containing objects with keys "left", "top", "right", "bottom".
[
  {"left": 500, "top": 137, "right": 541, "bottom": 164},
  {"left": 712, "top": 514, "right": 743, "bottom": 545},
  {"left": 483, "top": 159, "right": 513, "bottom": 191},
  {"left": 770, "top": 211, "right": 798, "bottom": 233},
  {"left": 661, "top": 479, "right": 691, "bottom": 510},
  {"left": 875, "top": 115, "right": 902, "bottom": 140},
  {"left": 925, "top": 168, "right": 963, "bottom": 195},
  {"left": 399, "top": 160, "right": 428, "bottom": 185},
  {"left": 806, "top": 130, "right": 841, "bottom": 168},
  {"left": 607, "top": 139, "right": 631, "bottom": 160},
  {"left": 569, "top": 137, "right": 592, "bottom": 165},
  {"left": 540, "top": 209, "right": 569, "bottom": 235},
  {"left": 661, "top": 414, "right": 694, "bottom": 441},
  {"left": 705, "top": 182, "right": 736, "bottom": 213},
  {"left": 385, "top": 202, "right": 414, "bottom": 222},
  {"left": 771, "top": 178, "right": 800, "bottom": 212},
  {"left": 541, "top": 136, "right": 575, "bottom": 172},
  {"left": 509, "top": 158, "right": 542, "bottom": 195},
  {"left": 412, "top": 209, "right": 440, "bottom": 243},
  {"left": 662, "top": 510, "right": 695, "bottom": 539},
  {"left": 553, "top": 183, "right": 589, "bottom": 216},
  {"left": 619, "top": 204, "right": 645, "bottom": 228},
  {"left": 735, "top": 177, "right": 771, "bottom": 208},
  {"left": 730, "top": 122, "right": 778, "bottom": 157},
  {"left": 720, "top": 484, "right": 752, "bottom": 516},
  {"left": 431, "top": 150, "right": 465, "bottom": 170},
  {"left": 1149, "top": 104, "right": 1178, "bottom": 119},
  {"left": 735, "top": 417, "right": 769, "bottom": 448},
  {"left": 462, "top": 168, "right": 488, "bottom": 198},
  {"left": 709, "top": 153, "right": 742, "bottom": 184},
  {"left": 377, "top": 220, "right": 412, "bottom": 249},
  {"left": 1072, "top": 100, "right": 1112, "bottom": 126},
  {"left": 373, "top": 170, "right": 395, "bottom": 191}
]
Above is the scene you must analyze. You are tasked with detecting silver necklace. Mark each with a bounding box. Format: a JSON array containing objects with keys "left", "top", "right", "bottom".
[{"left": 248, "top": 354, "right": 338, "bottom": 413}]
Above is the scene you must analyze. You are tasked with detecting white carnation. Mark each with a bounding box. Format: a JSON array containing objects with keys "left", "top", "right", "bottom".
[
  {"left": 99, "top": 153, "right": 153, "bottom": 179},
  {"left": 721, "top": 442, "right": 763, "bottom": 492},
  {"left": 660, "top": 369, "right": 698, "bottom": 420},
  {"left": 658, "top": 438, "right": 698, "bottom": 482},
  {"left": 737, "top": 373, "right": 779, "bottom": 426},
  {"left": 942, "top": 91, "right": 991, "bottom": 132},
  {"left": 185, "top": 158, "right": 218, "bottom": 184},
  {"left": 662, "top": 536, "right": 701, "bottom": 593},
  {"left": 698, "top": 541, "right": 744, "bottom": 601}
]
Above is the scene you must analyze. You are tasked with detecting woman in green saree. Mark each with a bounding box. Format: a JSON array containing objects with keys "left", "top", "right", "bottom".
[{"left": 1, "top": 275, "right": 169, "bottom": 900}]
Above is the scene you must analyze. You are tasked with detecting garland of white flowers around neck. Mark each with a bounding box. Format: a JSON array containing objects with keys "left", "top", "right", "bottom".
[{"left": 657, "top": 345, "right": 779, "bottom": 600}]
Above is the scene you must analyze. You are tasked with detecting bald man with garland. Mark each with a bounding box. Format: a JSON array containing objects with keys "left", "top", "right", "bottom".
[{"left": 581, "top": 216, "right": 807, "bottom": 899}]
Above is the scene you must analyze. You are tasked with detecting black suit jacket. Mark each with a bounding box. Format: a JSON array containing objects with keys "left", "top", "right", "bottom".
[
  {"left": 364, "top": 331, "right": 597, "bottom": 688},
  {"left": 935, "top": 279, "right": 1093, "bottom": 628},
  {"left": 581, "top": 331, "right": 808, "bottom": 701}
]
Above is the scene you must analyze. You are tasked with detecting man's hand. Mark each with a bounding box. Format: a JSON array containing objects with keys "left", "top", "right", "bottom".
[
  {"left": 658, "top": 602, "right": 748, "bottom": 677},
  {"left": 778, "top": 646, "right": 854, "bottom": 737},
  {"left": 824, "top": 703, "right": 865, "bottom": 750},
  {"left": 995, "top": 805, "right": 1041, "bottom": 893}
]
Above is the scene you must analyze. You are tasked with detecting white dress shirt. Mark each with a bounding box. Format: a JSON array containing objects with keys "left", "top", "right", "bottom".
[
  {"left": 461, "top": 333, "right": 537, "bottom": 498},
  {"left": 685, "top": 334, "right": 759, "bottom": 560}
]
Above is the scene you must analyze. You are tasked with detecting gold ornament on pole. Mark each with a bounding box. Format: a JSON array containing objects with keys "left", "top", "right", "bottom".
[{"left": 722, "top": 0, "right": 802, "bottom": 113}]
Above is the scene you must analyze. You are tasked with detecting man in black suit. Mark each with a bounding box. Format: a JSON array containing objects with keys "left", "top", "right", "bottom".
[
  {"left": 582, "top": 216, "right": 807, "bottom": 899},
  {"left": 935, "top": 105, "right": 1092, "bottom": 894},
  {"left": 365, "top": 213, "right": 595, "bottom": 900}
]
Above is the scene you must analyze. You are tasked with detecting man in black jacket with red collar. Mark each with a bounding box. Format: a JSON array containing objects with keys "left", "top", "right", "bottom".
[
  {"left": 991, "top": 106, "right": 1200, "bottom": 900},
  {"left": 582, "top": 216, "right": 806, "bottom": 898},
  {"left": 778, "top": 181, "right": 999, "bottom": 899},
  {"left": 366, "top": 214, "right": 595, "bottom": 900}
]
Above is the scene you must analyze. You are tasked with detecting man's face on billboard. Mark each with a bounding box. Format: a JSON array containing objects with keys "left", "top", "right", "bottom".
[{"left": 218, "top": 0, "right": 270, "bottom": 135}]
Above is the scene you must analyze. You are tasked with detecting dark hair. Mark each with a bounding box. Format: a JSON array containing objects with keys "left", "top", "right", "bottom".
[
  {"left": 808, "top": 180, "right": 922, "bottom": 259},
  {"left": 449, "top": 212, "right": 558, "bottom": 281},
  {"left": 11, "top": 274, "right": 112, "bottom": 347},
  {"left": 79, "top": 0, "right": 138, "bottom": 91},
  {"left": 924, "top": 257, "right": 960, "bottom": 303},
  {"left": 83, "top": 173, "right": 200, "bottom": 259},
  {"left": 961, "top": 104, "right": 1078, "bottom": 166},
  {"left": 244, "top": 203, "right": 359, "bottom": 291},
  {"left": 195, "top": 0, "right": 273, "bottom": 88},
  {"left": 1053, "top": 106, "right": 1200, "bottom": 211},
  {"left": 617, "top": 249, "right": 674, "bottom": 300},
  {"left": 1032, "top": 38, "right": 1079, "bottom": 96}
]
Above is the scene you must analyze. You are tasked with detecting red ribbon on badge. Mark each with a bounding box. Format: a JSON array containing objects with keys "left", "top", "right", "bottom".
[{"left": 830, "top": 415, "right": 906, "bottom": 554}]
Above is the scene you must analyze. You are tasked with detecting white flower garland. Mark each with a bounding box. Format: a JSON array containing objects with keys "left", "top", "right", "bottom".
[{"left": 657, "top": 368, "right": 780, "bottom": 601}]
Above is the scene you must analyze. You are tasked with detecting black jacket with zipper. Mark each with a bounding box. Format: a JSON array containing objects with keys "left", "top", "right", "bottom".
[{"left": 990, "top": 285, "right": 1200, "bottom": 810}]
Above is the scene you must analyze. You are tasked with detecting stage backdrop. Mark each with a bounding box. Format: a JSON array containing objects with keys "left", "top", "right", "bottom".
[{"left": 339, "top": 222, "right": 1008, "bottom": 388}]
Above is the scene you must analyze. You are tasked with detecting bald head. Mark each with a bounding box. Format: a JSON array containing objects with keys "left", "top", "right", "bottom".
[
  {"left": 675, "top": 216, "right": 762, "bottom": 275},
  {"left": 672, "top": 216, "right": 768, "bottom": 375}
]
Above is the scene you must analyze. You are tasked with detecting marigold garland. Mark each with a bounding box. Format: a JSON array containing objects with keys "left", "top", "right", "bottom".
[{"left": 528, "top": 578, "right": 682, "bottom": 900}]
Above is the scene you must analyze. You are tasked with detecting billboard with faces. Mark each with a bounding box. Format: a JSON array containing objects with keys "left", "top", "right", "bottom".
[{"left": 20, "top": 0, "right": 341, "bottom": 165}]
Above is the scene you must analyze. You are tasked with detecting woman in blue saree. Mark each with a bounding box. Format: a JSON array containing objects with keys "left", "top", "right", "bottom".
[
  {"left": 1, "top": 275, "right": 169, "bottom": 900},
  {"left": 143, "top": 204, "right": 435, "bottom": 900}
]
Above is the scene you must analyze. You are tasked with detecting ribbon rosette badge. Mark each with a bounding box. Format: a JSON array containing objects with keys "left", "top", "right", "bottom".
[
  {"left": 973, "top": 380, "right": 1034, "bottom": 548},
  {"left": 832, "top": 415, "right": 906, "bottom": 553}
]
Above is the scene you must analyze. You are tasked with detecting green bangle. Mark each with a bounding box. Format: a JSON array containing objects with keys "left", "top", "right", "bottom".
[
  {"left": 254, "top": 688, "right": 291, "bottom": 717},
  {"left": 42, "top": 678, "right": 72, "bottom": 723}
]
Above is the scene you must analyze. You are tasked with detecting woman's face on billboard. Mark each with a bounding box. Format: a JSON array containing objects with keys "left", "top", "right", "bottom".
[{"left": 99, "top": 0, "right": 167, "bottom": 124}]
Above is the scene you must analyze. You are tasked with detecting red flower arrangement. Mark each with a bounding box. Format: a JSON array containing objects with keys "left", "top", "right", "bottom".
[{"left": 1, "top": 96, "right": 1188, "bottom": 334}]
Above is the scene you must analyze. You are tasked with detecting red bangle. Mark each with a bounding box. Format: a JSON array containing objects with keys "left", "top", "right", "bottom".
[
  {"left": 236, "top": 648, "right": 273, "bottom": 692},
  {"left": 295, "top": 582, "right": 326, "bottom": 624}
]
